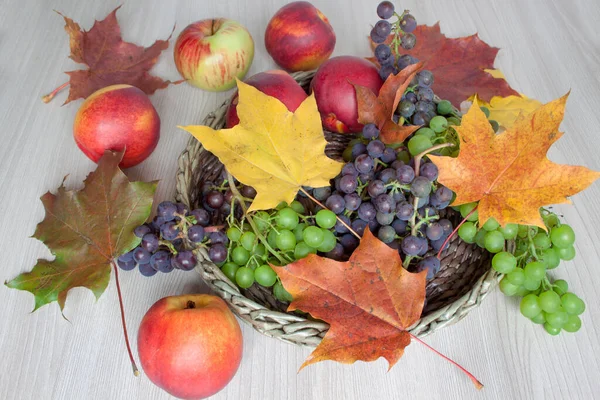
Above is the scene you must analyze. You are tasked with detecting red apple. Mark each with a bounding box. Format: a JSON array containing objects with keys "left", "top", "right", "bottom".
[
  {"left": 265, "top": 1, "right": 336, "bottom": 72},
  {"left": 225, "top": 70, "right": 308, "bottom": 128},
  {"left": 73, "top": 84, "right": 160, "bottom": 169},
  {"left": 138, "top": 294, "right": 243, "bottom": 400},
  {"left": 310, "top": 56, "right": 383, "bottom": 133},
  {"left": 174, "top": 19, "right": 254, "bottom": 91}
]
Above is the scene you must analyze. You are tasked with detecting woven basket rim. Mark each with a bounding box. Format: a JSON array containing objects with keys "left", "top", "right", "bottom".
[{"left": 174, "top": 70, "right": 501, "bottom": 346}]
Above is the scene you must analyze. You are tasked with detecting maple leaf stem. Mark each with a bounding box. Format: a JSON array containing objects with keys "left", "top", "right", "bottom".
[
  {"left": 41, "top": 81, "right": 69, "bottom": 103},
  {"left": 112, "top": 260, "right": 140, "bottom": 377},
  {"left": 436, "top": 205, "right": 478, "bottom": 259},
  {"left": 413, "top": 143, "right": 455, "bottom": 174},
  {"left": 410, "top": 333, "right": 483, "bottom": 390},
  {"left": 299, "top": 187, "right": 361, "bottom": 239}
]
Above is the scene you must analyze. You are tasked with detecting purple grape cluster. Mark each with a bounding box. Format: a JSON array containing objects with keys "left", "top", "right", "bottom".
[{"left": 311, "top": 124, "right": 456, "bottom": 279}]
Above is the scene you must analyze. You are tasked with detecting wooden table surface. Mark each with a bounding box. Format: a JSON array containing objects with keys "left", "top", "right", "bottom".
[{"left": 1, "top": 0, "right": 599, "bottom": 399}]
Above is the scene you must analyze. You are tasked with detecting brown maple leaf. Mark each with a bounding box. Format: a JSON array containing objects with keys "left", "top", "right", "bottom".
[
  {"left": 370, "top": 23, "right": 518, "bottom": 106},
  {"left": 354, "top": 62, "right": 423, "bottom": 144},
  {"left": 429, "top": 94, "right": 600, "bottom": 229},
  {"left": 275, "top": 228, "right": 426, "bottom": 369},
  {"left": 43, "top": 6, "right": 179, "bottom": 104}
]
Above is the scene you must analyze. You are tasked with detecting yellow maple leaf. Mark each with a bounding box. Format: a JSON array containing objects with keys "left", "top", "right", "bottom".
[
  {"left": 180, "top": 80, "right": 343, "bottom": 212},
  {"left": 429, "top": 93, "right": 600, "bottom": 229}
]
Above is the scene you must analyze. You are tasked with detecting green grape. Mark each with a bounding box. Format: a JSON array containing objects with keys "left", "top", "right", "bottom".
[
  {"left": 556, "top": 246, "right": 576, "bottom": 261},
  {"left": 544, "top": 213, "right": 560, "bottom": 228},
  {"left": 489, "top": 120, "right": 499, "bottom": 133},
  {"left": 553, "top": 279, "right": 569, "bottom": 296},
  {"left": 492, "top": 252, "right": 517, "bottom": 274},
  {"left": 561, "top": 293, "right": 585, "bottom": 315},
  {"left": 539, "top": 248, "right": 560, "bottom": 269},
  {"left": 499, "top": 277, "right": 519, "bottom": 296},
  {"left": 397, "top": 150, "right": 411, "bottom": 164},
  {"left": 294, "top": 242, "right": 316, "bottom": 259},
  {"left": 538, "top": 290, "right": 561, "bottom": 313},
  {"left": 294, "top": 223, "right": 307, "bottom": 242},
  {"left": 498, "top": 223, "right": 518, "bottom": 240},
  {"left": 480, "top": 106, "right": 491, "bottom": 118},
  {"left": 515, "top": 286, "right": 531, "bottom": 297},
  {"left": 408, "top": 135, "right": 433, "bottom": 156},
  {"left": 317, "top": 229, "right": 337, "bottom": 252},
  {"left": 545, "top": 308, "right": 569, "bottom": 329},
  {"left": 290, "top": 200, "right": 305, "bottom": 214},
  {"left": 254, "top": 243, "right": 267, "bottom": 258},
  {"left": 482, "top": 217, "right": 500, "bottom": 232},
  {"left": 520, "top": 294, "right": 541, "bottom": 319},
  {"left": 562, "top": 315, "right": 582, "bottom": 333},
  {"left": 514, "top": 240, "right": 529, "bottom": 257},
  {"left": 484, "top": 231, "right": 505, "bottom": 253},
  {"left": 457, "top": 222, "right": 477, "bottom": 243},
  {"left": 342, "top": 146, "right": 353, "bottom": 162},
  {"left": 429, "top": 116, "right": 448, "bottom": 133},
  {"left": 247, "top": 257, "right": 260, "bottom": 269},
  {"left": 459, "top": 203, "right": 479, "bottom": 222},
  {"left": 315, "top": 209, "right": 337, "bottom": 229},
  {"left": 276, "top": 229, "right": 296, "bottom": 251},
  {"left": 232, "top": 246, "right": 250, "bottom": 266},
  {"left": 517, "top": 224, "right": 529, "bottom": 239},
  {"left": 226, "top": 227, "right": 242, "bottom": 242},
  {"left": 437, "top": 100, "right": 453, "bottom": 115},
  {"left": 276, "top": 201, "right": 288, "bottom": 210},
  {"left": 254, "top": 265, "right": 277, "bottom": 287},
  {"left": 523, "top": 278, "right": 541, "bottom": 291},
  {"left": 544, "top": 323, "right": 561, "bottom": 336},
  {"left": 267, "top": 229, "right": 279, "bottom": 250},
  {"left": 550, "top": 224, "right": 575, "bottom": 248},
  {"left": 221, "top": 262, "right": 239, "bottom": 282},
  {"left": 531, "top": 313, "right": 546, "bottom": 324},
  {"left": 235, "top": 267, "right": 255, "bottom": 288},
  {"left": 415, "top": 127, "right": 436, "bottom": 139},
  {"left": 303, "top": 226, "right": 325, "bottom": 248},
  {"left": 523, "top": 261, "right": 546, "bottom": 281},
  {"left": 474, "top": 229, "right": 487, "bottom": 248},
  {"left": 506, "top": 269, "right": 525, "bottom": 285},
  {"left": 447, "top": 116, "right": 461, "bottom": 126},
  {"left": 254, "top": 211, "right": 271, "bottom": 233},
  {"left": 532, "top": 232, "right": 551, "bottom": 250},
  {"left": 273, "top": 281, "right": 293, "bottom": 302},
  {"left": 240, "top": 231, "right": 256, "bottom": 251},
  {"left": 276, "top": 207, "right": 299, "bottom": 230}
]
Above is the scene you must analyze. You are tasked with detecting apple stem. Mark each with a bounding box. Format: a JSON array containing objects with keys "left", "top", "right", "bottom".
[
  {"left": 112, "top": 261, "right": 140, "bottom": 377},
  {"left": 299, "top": 187, "right": 361, "bottom": 240},
  {"left": 410, "top": 334, "right": 483, "bottom": 389},
  {"left": 186, "top": 300, "right": 196, "bottom": 309},
  {"left": 436, "top": 204, "right": 478, "bottom": 259},
  {"left": 41, "top": 81, "right": 69, "bottom": 103}
]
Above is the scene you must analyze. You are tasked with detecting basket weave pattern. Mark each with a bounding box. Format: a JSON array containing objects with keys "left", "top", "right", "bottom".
[{"left": 175, "top": 71, "right": 500, "bottom": 345}]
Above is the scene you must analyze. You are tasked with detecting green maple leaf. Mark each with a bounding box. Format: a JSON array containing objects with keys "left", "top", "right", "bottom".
[{"left": 5, "top": 151, "right": 157, "bottom": 311}]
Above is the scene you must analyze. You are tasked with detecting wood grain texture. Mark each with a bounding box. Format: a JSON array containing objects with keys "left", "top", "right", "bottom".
[{"left": 0, "top": 0, "right": 599, "bottom": 399}]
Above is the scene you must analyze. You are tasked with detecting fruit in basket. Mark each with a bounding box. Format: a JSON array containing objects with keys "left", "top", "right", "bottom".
[
  {"left": 265, "top": 1, "right": 336, "bottom": 71},
  {"left": 225, "top": 70, "right": 308, "bottom": 128},
  {"left": 174, "top": 19, "right": 254, "bottom": 91},
  {"left": 73, "top": 85, "right": 160, "bottom": 168},
  {"left": 138, "top": 294, "right": 243, "bottom": 399},
  {"left": 310, "top": 56, "right": 383, "bottom": 133}
]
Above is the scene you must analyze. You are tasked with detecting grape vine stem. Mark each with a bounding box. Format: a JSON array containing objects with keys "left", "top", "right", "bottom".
[
  {"left": 42, "top": 82, "right": 69, "bottom": 103},
  {"left": 299, "top": 187, "right": 361, "bottom": 240},
  {"left": 410, "top": 334, "right": 483, "bottom": 389},
  {"left": 112, "top": 260, "right": 140, "bottom": 377}
]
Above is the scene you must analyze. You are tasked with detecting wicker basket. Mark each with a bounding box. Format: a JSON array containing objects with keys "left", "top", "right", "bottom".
[{"left": 175, "top": 71, "right": 500, "bottom": 345}]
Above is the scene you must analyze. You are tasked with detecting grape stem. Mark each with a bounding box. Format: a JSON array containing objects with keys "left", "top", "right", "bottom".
[
  {"left": 299, "top": 187, "right": 361, "bottom": 240},
  {"left": 410, "top": 334, "right": 483, "bottom": 389},
  {"left": 111, "top": 261, "right": 140, "bottom": 377},
  {"left": 225, "top": 171, "right": 288, "bottom": 265},
  {"left": 436, "top": 205, "right": 478, "bottom": 259},
  {"left": 41, "top": 81, "right": 69, "bottom": 103}
]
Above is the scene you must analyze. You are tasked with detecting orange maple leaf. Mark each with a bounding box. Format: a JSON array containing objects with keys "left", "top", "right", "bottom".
[
  {"left": 429, "top": 94, "right": 600, "bottom": 229},
  {"left": 354, "top": 63, "right": 422, "bottom": 144},
  {"left": 275, "top": 228, "right": 426, "bottom": 369},
  {"left": 43, "top": 6, "right": 179, "bottom": 104}
]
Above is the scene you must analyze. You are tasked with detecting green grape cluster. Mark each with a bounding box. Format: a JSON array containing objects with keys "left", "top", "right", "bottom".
[
  {"left": 219, "top": 200, "right": 339, "bottom": 303},
  {"left": 456, "top": 203, "right": 585, "bottom": 335}
]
